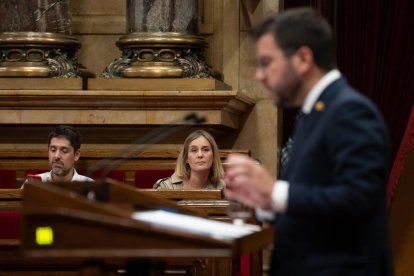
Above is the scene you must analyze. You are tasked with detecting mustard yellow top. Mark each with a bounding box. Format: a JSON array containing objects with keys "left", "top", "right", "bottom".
[{"left": 153, "top": 173, "right": 225, "bottom": 190}]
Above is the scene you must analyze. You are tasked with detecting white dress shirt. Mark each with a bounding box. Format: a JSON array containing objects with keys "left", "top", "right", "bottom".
[
  {"left": 36, "top": 169, "right": 94, "bottom": 182},
  {"left": 21, "top": 169, "right": 94, "bottom": 188}
]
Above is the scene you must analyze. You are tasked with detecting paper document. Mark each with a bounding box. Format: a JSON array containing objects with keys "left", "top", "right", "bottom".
[{"left": 132, "top": 210, "right": 260, "bottom": 240}]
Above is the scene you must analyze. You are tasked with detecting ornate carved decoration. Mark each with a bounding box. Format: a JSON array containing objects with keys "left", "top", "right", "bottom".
[
  {"left": 0, "top": 32, "right": 92, "bottom": 78},
  {"left": 0, "top": 1, "right": 92, "bottom": 78},
  {"left": 102, "top": 32, "right": 219, "bottom": 79},
  {"left": 102, "top": 0, "right": 219, "bottom": 79}
]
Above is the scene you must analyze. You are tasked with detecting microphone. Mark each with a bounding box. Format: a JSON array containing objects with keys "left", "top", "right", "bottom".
[{"left": 84, "top": 112, "right": 206, "bottom": 201}]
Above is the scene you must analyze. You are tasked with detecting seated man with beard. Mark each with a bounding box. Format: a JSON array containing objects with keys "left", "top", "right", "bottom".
[{"left": 23, "top": 125, "right": 93, "bottom": 186}]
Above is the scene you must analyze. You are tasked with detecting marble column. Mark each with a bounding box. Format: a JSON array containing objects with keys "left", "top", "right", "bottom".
[
  {"left": 126, "top": 0, "right": 198, "bottom": 34},
  {"left": 0, "top": 0, "right": 90, "bottom": 77},
  {"left": 0, "top": 0, "right": 71, "bottom": 34},
  {"left": 102, "top": 0, "right": 217, "bottom": 79}
]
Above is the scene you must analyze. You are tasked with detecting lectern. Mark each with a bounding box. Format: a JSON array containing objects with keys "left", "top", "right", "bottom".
[{"left": 21, "top": 180, "right": 273, "bottom": 275}]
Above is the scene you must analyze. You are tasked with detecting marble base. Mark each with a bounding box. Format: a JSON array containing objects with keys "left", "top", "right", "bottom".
[
  {"left": 0, "top": 32, "right": 91, "bottom": 78},
  {"left": 101, "top": 32, "right": 217, "bottom": 79}
]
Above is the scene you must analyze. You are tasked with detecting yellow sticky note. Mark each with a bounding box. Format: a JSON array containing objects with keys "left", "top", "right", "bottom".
[{"left": 36, "top": 226, "right": 54, "bottom": 245}]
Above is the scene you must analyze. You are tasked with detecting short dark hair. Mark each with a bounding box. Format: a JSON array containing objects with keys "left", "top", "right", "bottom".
[
  {"left": 252, "top": 7, "right": 335, "bottom": 71},
  {"left": 47, "top": 125, "right": 81, "bottom": 152}
]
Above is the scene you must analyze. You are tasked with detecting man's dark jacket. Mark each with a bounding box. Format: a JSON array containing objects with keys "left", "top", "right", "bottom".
[{"left": 273, "top": 77, "right": 393, "bottom": 276}]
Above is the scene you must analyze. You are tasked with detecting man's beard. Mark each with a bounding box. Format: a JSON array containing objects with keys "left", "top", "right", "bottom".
[
  {"left": 273, "top": 62, "right": 303, "bottom": 108},
  {"left": 52, "top": 166, "right": 69, "bottom": 177}
]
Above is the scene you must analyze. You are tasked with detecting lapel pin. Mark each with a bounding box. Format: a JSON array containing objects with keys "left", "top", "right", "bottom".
[{"left": 314, "top": 101, "right": 325, "bottom": 112}]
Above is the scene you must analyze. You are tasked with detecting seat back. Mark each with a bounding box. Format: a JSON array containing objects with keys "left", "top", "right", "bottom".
[
  {"left": 78, "top": 169, "right": 126, "bottom": 183},
  {"left": 135, "top": 169, "right": 174, "bottom": 189},
  {"left": 25, "top": 169, "right": 48, "bottom": 176},
  {"left": 0, "top": 212, "right": 21, "bottom": 239},
  {"left": 0, "top": 169, "right": 16, "bottom": 189}
]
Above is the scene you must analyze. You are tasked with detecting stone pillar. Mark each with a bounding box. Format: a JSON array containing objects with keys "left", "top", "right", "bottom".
[
  {"left": 126, "top": 0, "right": 198, "bottom": 34},
  {"left": 0, "top": 0, "right": 91, "bottom": 78},
  {"left": 0, "top": 0, "right": 71, "bottom": 34},
  {"left": 102, "top": 0, "right": 218, "bottom": 79}
]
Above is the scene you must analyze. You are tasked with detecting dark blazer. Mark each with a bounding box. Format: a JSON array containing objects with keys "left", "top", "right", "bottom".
[{"left": 273, "top": 77, "right": 393, "bottom": 276}]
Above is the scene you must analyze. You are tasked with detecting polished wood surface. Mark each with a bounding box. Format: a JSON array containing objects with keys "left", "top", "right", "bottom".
[
  {"left": 0, "top": 181, "right": 268, "bottom": 275},
  {"left": 0, "top": 188, "right": 225, "bottom": 215},
  {"left": 142, "top": 189, "right": 223, "bottom": 200},
  {"left": 20, "top": 181, "right": 272, "bottom": 275},
  {"left": 0, "top": 189, "right": 22, "bottom": 212},
  {"left": 0, "top": 78, "right": 83, "bottom": 90},
  {"left": 0, "top": 89, "right": 253, "bottom": 130},
  {"left": 88, "top": 78, "right": 232, "bottom": 91}
]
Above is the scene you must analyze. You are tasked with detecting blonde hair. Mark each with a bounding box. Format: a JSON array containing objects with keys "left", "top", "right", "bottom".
[{"left": 175, "top": 130, "right": 223, "bottom": 185}]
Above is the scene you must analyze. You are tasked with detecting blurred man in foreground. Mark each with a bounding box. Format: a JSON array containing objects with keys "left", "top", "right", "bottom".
[{"left": 224, "top": 7, "right": 393, "bottom": 276}]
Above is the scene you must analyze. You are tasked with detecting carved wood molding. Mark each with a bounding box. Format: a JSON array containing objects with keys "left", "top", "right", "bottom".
[
  {"left": 0, "top": 90, "right": 250, "bottom": 109},
  {"left": 0, "top": 89, "right": 254, "bottom": 130}
]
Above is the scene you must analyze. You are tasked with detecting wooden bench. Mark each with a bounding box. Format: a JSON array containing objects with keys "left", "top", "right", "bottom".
[{"left": 0, "top": 148, "right": 250, "bottom": 188}]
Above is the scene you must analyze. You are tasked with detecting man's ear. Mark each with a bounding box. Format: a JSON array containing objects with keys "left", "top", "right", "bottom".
[
  {"left": 291, "top": 46, "right": 314, "bottom": 74},
  {"left": 74, "top": 149, "right": 80, "bottom": 162}
]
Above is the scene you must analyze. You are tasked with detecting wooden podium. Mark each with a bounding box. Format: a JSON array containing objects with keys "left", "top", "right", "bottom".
[{"left": 21, "top": 180, "right": 273, "bottom": 275}]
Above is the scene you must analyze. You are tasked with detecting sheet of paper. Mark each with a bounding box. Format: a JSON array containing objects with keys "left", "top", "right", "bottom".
[{"left": 132, "top": 210, "right": 261, "bottom": 240}]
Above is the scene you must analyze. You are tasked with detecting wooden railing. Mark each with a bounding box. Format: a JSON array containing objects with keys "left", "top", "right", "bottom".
[{"left": 0, "top": 188, "right": 228, "bottom": 216}]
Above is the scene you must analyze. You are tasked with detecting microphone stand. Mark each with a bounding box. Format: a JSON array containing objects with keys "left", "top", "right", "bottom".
[{"left": 83, "top": 112, "right": 206, "bottom": 202}]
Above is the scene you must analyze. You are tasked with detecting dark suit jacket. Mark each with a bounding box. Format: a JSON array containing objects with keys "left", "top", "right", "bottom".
[{"left": 273, "top": 77, "right": 393, "bottom": 276}]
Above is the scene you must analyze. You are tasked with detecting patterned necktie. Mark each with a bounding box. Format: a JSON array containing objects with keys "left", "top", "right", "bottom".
[
  {"left": 279, "top": 111, "right": 304, "bottom": 175},
  {"left": 280, "top": 137, "right": 294, "bottom": 169}
]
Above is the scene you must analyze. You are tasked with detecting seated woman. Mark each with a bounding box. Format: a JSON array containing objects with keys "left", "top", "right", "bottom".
[{"left": 153, "top": 130, "right": 225, "bottom": 190}]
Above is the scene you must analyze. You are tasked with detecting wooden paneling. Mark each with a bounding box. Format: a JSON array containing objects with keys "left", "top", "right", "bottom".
[
  {"left": 0, "top": 148, "right": 250, "bottom": 187},
  {"left": 0, "top": 87, "right": 254, "bottom": 151}
]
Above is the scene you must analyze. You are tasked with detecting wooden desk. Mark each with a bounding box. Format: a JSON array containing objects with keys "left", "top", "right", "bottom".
[
  {"left": 21, "top": 181, "right": 272, "bottom": 275},
  {"left": 0, "top": 189, "right": 22, "bottom": 212},
  {"left": 0, "top": 188, "right": 228, "bottom": 218},
  {"left": 0, "top": 183, "right": 269, "bottom": 275}
]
